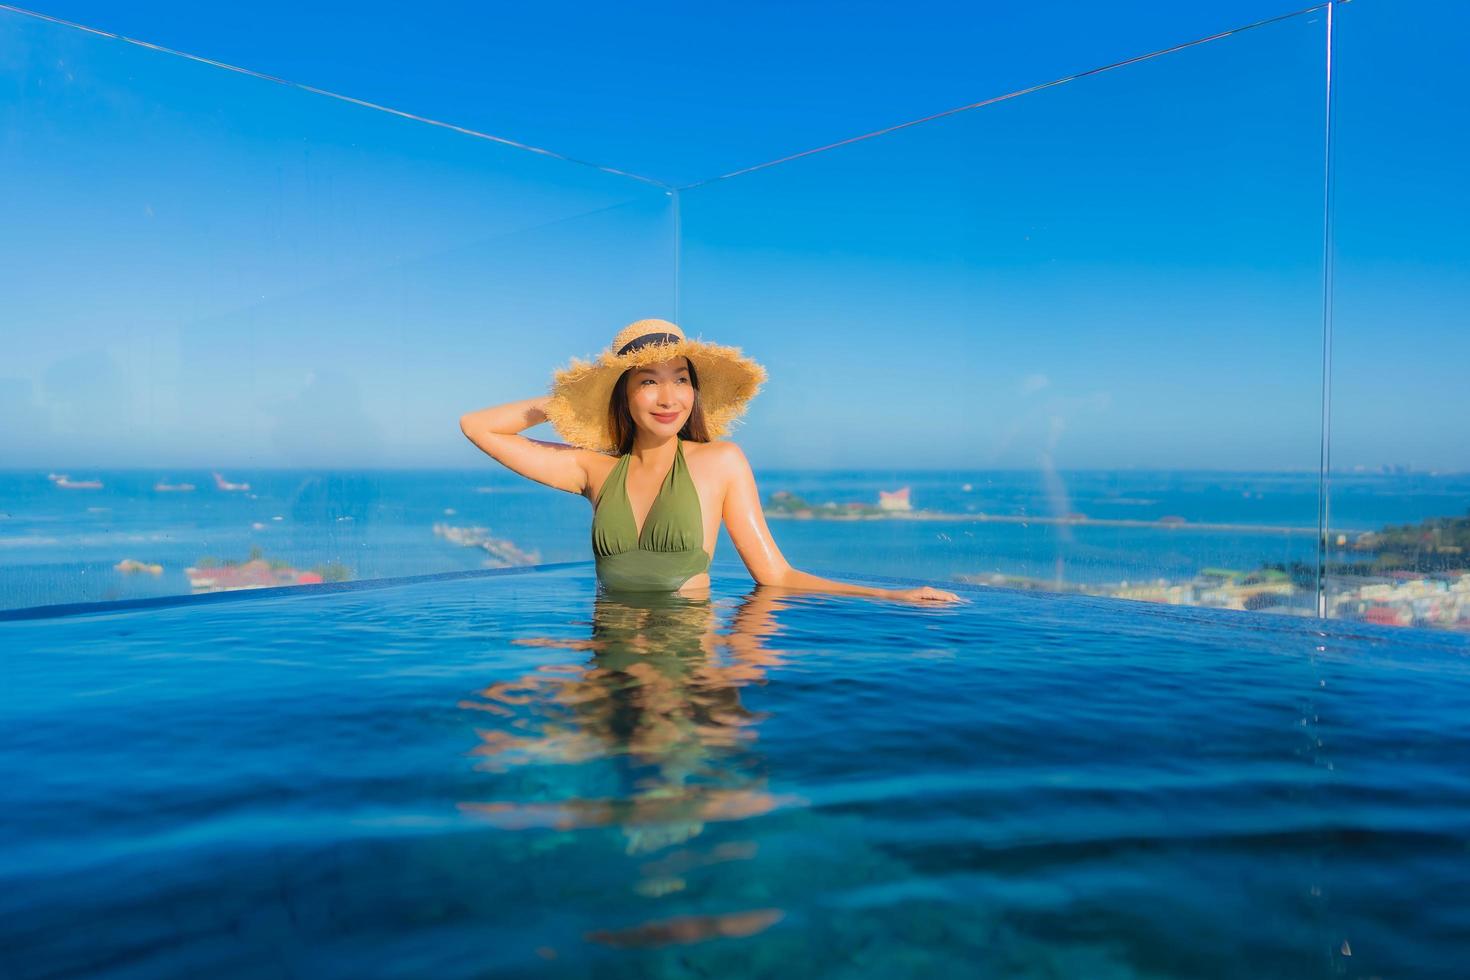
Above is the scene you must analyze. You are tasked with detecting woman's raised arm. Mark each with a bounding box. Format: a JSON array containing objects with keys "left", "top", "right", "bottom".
[
  {"left": 459, "top": 396, "right": 599, "bottom": 497},
  {"left": 717, "top": 443, "right": 961, "bottom": 603}
]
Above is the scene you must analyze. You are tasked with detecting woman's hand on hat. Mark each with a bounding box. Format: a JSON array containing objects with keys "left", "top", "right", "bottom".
[{"left": 888, "top": 586, "right": 963, "bottom": 604}]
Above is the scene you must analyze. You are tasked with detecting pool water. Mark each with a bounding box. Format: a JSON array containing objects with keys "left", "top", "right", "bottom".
[{"left": 4, "top": 563, "right": 1468, "bottom": 978}]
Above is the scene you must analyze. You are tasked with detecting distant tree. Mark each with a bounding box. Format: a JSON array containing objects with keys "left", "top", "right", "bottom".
[
  {"left": 1263, "top": 509, "right": 1470, "bottom": 581},
  {"left": 1362, "top": 509, "right": 1470, "bottom": 573},
  {"left": 311, "top": 562, "right": 352, "bottom": 583}
]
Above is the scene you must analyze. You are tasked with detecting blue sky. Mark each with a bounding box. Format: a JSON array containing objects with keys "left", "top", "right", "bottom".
[{"left": 1, "top": 0, "right": 1465, "bottom": 471}]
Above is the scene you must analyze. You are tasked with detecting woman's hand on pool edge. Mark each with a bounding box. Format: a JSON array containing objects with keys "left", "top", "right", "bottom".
[{"left": 888, "top": 586, "right": 964, "bottom": 604}]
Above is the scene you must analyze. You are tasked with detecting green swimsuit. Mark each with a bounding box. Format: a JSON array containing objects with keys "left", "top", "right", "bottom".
[{"left": 593, "top": 439, "right": 712, "bottom": 592}]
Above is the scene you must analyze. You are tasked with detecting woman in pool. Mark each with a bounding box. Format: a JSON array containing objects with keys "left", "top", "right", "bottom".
[{"left": 459, "top": 318, "right": 960, "bottom": 603}]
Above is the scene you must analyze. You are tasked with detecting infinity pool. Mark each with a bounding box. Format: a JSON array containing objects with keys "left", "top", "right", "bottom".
[{"left": 4, "top": 563, "right": 1467, "bottom": 978}]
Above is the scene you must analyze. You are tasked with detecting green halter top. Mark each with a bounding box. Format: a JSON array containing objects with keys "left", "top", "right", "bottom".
[{"left": 593, "top": 439, "right": 711, "bottom": 592}]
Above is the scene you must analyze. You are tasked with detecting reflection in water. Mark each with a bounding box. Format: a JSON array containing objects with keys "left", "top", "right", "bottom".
[
  {"left": 459, "top": 587, "right": 798, "bottom": 942},
  {"left": 585, "top": 907, "right": 786, "bottom": 949}
]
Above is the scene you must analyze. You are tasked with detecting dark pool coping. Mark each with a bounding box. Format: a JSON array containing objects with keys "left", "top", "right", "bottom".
[
  {"left": 0, "top": 561, "right": 599, "bottom": 622},
  {"left": 0, "top": 560, "right": 951, "bottom": 624}
]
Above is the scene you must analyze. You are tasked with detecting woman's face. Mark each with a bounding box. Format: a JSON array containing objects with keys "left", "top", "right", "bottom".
[{"left": 625, "top": 357, "right": 695, "bottom": 435}]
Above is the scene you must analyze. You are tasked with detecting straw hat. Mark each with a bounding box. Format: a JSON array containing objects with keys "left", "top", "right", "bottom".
[{"left": 545, "top": 319, "right": 767, "bottom": 454}]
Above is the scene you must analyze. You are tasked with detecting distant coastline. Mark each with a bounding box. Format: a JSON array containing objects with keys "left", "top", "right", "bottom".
[
  {"left": 766, "top": 509, "right": 1325, "bottom": 535},
  {"left": 765, "top": 487, "right": 1329, "bottom": 534}
]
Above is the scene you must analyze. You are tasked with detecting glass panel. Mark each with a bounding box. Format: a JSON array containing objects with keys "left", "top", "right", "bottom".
[
  {"left": 0, "top": 9, "right": 675, "bottom": 610},
  {"left": 1321, "top": 2, "right": 1470, "bottom": 632},
  {"left": 679, "top": 11, "right": 1330, "bottom": 616}
]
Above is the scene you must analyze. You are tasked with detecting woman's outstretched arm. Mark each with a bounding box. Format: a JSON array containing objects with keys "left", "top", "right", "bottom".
[
  {"left": 718, "top": 443, "right": 961, "bottom": 603},
  {"left": 459, "top": 396, "right": 598, "bottom": 496}
]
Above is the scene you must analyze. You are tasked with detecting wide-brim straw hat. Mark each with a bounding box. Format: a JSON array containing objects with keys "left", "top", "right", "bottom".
[{"left": 546, "top": 318, "right": 767, "bottom": 454}]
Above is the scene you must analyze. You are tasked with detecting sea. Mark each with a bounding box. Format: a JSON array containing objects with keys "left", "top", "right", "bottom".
[{"left": 2, "top": 468, "right": 1467, "bottom": 612}]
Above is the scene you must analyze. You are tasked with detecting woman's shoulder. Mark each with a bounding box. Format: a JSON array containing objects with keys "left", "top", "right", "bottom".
[
  {"left": 686, "top": 439, "right": 745, "bottom": 463},
  {"left": 686, "top": 440, "right": 751, "bottom": 486}
]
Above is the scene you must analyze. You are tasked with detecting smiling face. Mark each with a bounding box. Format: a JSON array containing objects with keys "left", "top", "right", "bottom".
[{"left": 624, "top": 356, "right": 696, "bottom": 436}]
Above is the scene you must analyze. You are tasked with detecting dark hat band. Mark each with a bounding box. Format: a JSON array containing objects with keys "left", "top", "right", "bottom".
[{"left": 616, "top": 332, "right": 683, "bottom": 356}]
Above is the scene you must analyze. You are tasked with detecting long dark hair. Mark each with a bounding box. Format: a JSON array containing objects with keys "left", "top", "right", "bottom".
[{"left": 607, "top": 357, "right": 711, "bottom": 456}]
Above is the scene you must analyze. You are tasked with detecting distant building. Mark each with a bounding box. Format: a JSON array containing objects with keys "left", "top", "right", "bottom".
[
  {"left": 878, "top": 487, "right": 912, "bottom": 512},
  {"left": 185, "top": 559, "right": 323, "bottom": 593}
]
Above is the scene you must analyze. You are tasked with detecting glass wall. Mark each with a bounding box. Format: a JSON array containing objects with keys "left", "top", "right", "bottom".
[
  {"left": 1318, "top": 3, "right": 1470, "bottom": 631},
  {"left": 679, "top": 9, "right": 1338, "bottom": 620},
  {"left": 5, "top": 4, "right": 1465, "bottom": 630},
  {"left": 0, "top": 8, "right": 675, "bottom": 609}
]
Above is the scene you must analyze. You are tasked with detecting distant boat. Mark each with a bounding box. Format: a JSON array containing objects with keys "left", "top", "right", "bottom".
[
  {"left": 48, "top": 473, "right": 103, "bottom": 490},
  {"left": 212, "top": 472, "right": 250, "bottom": 492},
  {"left": 878, "top": 487, "right": 913, "bottom": 512},
  {"left": 154, "top": 481, "right": 196, "bottom": 492},
  {"left": 433, "top": 522, "right": 541, "bottom": 567}
]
